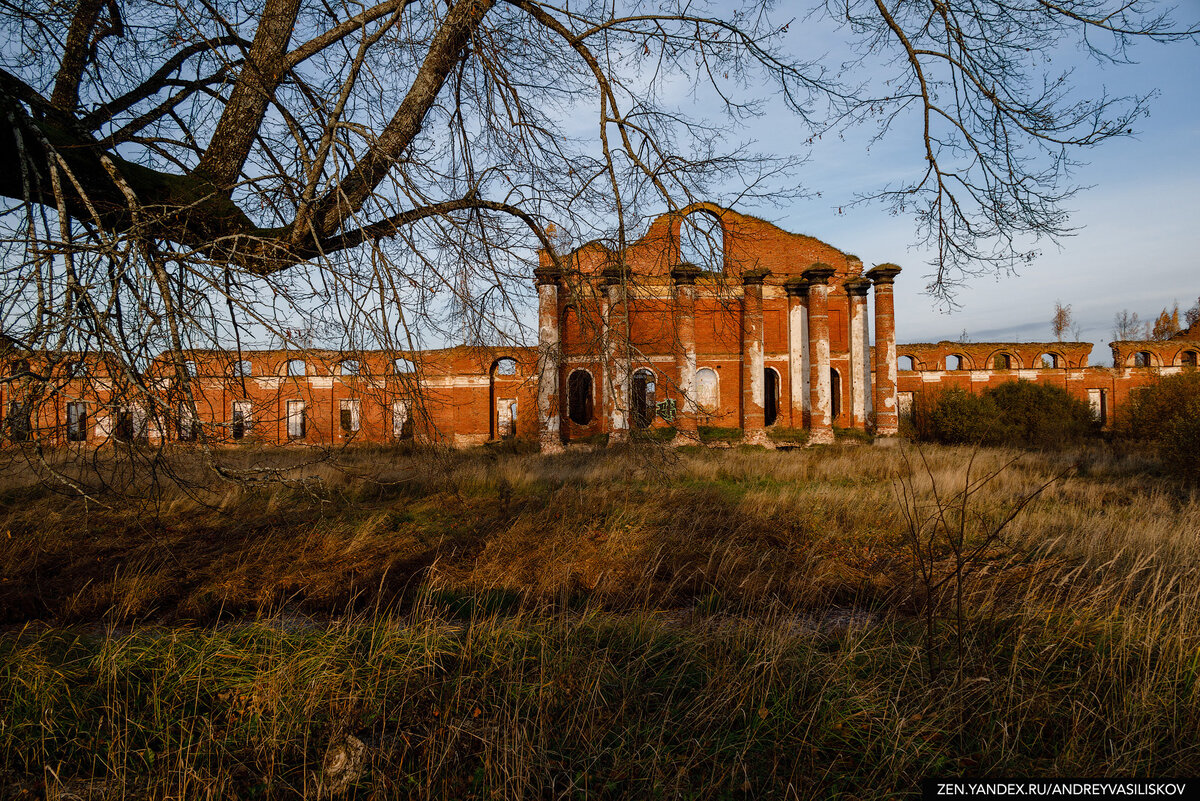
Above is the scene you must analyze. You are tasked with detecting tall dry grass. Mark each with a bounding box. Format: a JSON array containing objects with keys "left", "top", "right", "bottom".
[{"left": 1, "top": 442, "right": 1198, "bottom": 796}]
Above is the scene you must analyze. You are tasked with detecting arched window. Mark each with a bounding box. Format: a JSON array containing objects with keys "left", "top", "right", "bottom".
[
  {"left": 993, "top": 353, "right": 1013, "bottom": 370},
  {"left": 229, "top": 359, "right": 252, "bottom": 378},
  {"left": 1180, "top": 350, "right": 1198, "bottom": 368},
  {"left": 763, "top": 368, "right": 780, "bottom": 426},
  {"left": 830, "top": 368, "right": 842, "bottom": 421},
  {"left": 1039, "top": 353, "right": 1059, "bottom": 369},
  {"left": 339, "top": 359, "right": 361, "bottom": 376},
  {"left": 678, "top": 210, "right": 724, "bottom": 273},
  {"left": 696, "top": 367, "right": 719, "bottom": 412},
  {"left": 493, "top": 357, "right": 517, "bottom": 376},
  {"left": 897, "top": 355, "right": 915, "bottom": 371},
  {"left": 1134, "top": 351, "right": 1153, "bottom": 368},
  {"left": 632, "top": 369, "right": 657, "bottom": 428},
  {"left": 394, "top": 357, "right": 416, "bottom": 374},
  {"left": 945, "top": 355, "right": 962, "bottom": 371},
  {"left": 567, "top": 370, "right": 593, "bottom": 426},
  {"left": 286, "top": 359, "right": 306, "bottom": 377}
]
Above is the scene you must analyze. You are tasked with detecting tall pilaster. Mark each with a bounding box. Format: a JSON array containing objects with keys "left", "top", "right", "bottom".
[
  {"left": 846, "top": 278, "right": 871, "bottom": 430},
  {"left": 603, "top": 266, "right": 630, "bottom": 444},
  {"left": 671, "top": 265, "right": 701, "bottom": 444},
  {"left": 803, "top": 265, "right": 836, "bottom": 445},
  {"left": 741, "top": 268, "right": 772, "bottom": 447},
  {"left": 534, "top": 266, "right": 563, "bottom": 452},
  {"left": 867, "top": 264, "right": 902, "bottom": 436},
  {"left": 785, "top": 278, "right": 810, "bottom": 429}
]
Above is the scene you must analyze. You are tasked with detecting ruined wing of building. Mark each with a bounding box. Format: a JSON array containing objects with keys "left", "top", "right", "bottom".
[{"left": 2, "top": 204, "right": 1195, "bottom": 450}]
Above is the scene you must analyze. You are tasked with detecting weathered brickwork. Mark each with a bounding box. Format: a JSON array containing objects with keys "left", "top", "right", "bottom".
[{"left": 3, "top": 203, "right": 1193, "bottom": 450}]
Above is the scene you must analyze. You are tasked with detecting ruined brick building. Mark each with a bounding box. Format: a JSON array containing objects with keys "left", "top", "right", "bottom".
[{"left": 1, "top": 204, "right": 1195, "bottom": 450}]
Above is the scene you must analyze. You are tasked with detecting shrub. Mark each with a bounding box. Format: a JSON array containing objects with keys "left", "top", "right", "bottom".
[
  {"left": 984, "top": 380, "right": 1097, "bottom": 448},
  {"left": 911, "top": 381, "right": 1096, "bottom": 449},
  {"left": 1123, "top": 371, "right": 1200, "bottom": 481}
]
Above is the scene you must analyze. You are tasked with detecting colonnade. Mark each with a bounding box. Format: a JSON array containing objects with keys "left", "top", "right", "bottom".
[{"left": 535, "top": 263, "right": 900, "bottom": 451}]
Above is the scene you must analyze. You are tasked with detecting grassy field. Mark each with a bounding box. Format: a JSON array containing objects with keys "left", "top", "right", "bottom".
[{"left": 1, "top": 442, "right": 1198, "bottom": 798}]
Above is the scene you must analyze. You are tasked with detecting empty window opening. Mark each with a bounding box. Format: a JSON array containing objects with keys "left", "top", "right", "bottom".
[
  {"left": 764, "top": 368, "right": 780, "bottom": 426},
  {"left": 66, "top": 402, "right": 87, "bottom": 442},
  {"left": 1040, "top": 353, "right": 1059, "bottom": 369},
  {"left": 945, "top": 355, "right": 963, "bottom": 371},
  {"left": 494, "top": 358, "right": 517, "bottom": 377},
  {"left": 178, "top": 402, "right": 198, "bottom": 442},
  {"left": 392, "top": 400, "right": 413, "bottom": 440},
  {"left": 678, "top": 211, "right": 725, "bottom": 273},
  {"left": 340, "top": 359, "right": 361, "bottom": 376},
  {"left": 830, "top": 369, "right": 842, "bottom": 421},
  {"left": 1087, "top": 389, "right": 1108, "bottom": 424},
  {"left": 287, "top": 400, "right": 306, "bottom": 439},
  {"left": 286, "top": 359, "right": 306, "bottom": 377},
  {"left": 114, "top": 406, "right": 146, "bottom": 443},
  {"left": 993, "top": 353, "right": 1013, "bottom": 370},
  {"left": 394, "top": 357, "right": 416, "bottom": 374},
  {"left": 568, "top": 370, "right": 593, "bottom": 426},
  {"left": 1182, "top": 350, "right": 1199, "bottom": 368},
  {"left": 695, "top": 367, "right": 719, "bottom": 412},
  {"left": 231, "top": 401, "right": 252, "bottom": 440},
  {"left": 340, "top": 399, "right": 361, "bottom": 435},
  {"left": 496, "top": 398, "right": 517, "bottom": 438},
  {"left": 632, "top": 369, "right": 657, "bottom": 428},
  {"left": 897, "top": 355, "right": 915, "bottom": 371},
  {"left": 230, "top": 359, "right": 252, "bottom": 378},
  {"left": 1134, "top": 351, "right": 1153, "bottom": 368},
  {"left": 7, "top": 401, "right": 30, "bottom": 442}
]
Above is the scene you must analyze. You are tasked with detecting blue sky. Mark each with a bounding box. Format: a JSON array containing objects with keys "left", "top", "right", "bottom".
[{"left": 735, "top": 26, "right": 1200, "bottom": 360}]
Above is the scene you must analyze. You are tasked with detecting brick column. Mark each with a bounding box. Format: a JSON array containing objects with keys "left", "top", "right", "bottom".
[
  {"left": 846, "top": 278, "right": 871, "bottom": 430},
  {"left": 603, "top": 266, "right": 630, "bottom": 444},
  {"left": 803, "top": 265, "right": 836, "bottom": 445},
  {"left": 671, "top": 265, "right": 701, "bottom": 444},
  {"left": 741, "top": 268, "right": 772, "bottom": 447},
  {"left": 785, "top": 278, "right": 810, "bottom": 428},
  {"left": 867, "top": 264, "right": 902, "bottom": 436},
  {"left": 534, "top": 266, "right": 563, "bottom": 452}
]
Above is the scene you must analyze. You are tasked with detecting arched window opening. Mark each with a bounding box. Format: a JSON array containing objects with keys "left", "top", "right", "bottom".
[
  {"left": 1134, "top": 351, "right": 1153, "bottom": 368},
  {"left": 993, "top": 353, "right": 1013, "bottom": 370},
  {"left": 945, "top": 355, "right": 963, "bottom": 371},
  {"left": 696, "top": 368, "right": 719, "bottom": 412},
  {"left": 494, "top": 357, "right": 517, "bottom": 376},
  {"left": 632, "top": 369, "right": 657, "bottom": 428},
  {"left": 339, "top": 359, "right": 362, "bottom": 376},
  {"left": 678, "top": 211, "right": 725, "bottom": 273},
  {"left": 286, "top": 359, "right": 306, "bottom": 377},
  {"left": 229, "top": 359, "right": 252, "bottom": 378},
  {"left": 567, "top": 370, "right": 593, "bottom": 426},
  {"left": 897, "top": 355, "right": 915, "bottom": 371},
  {"left": 1039, "top": 353, "right": 1059, "bottom": 369},
  {"left": 394, "top": 357, "right": 416, "bottom": 375},
  {"left": 830, "top": 369, "right": 842, "bottom": 421},
  {"left": 763, "top": 368, "right": 780, "bottom": 426},
  {"left": 1181, "top": 350, "right": 1198, "bottom": 368}
]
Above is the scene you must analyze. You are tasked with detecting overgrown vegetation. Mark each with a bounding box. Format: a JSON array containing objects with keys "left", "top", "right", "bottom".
[
  {"left": 909, "top": 381, "right": 1097, "bottom": 449},
  {"left": 1, "top": 443, "right": 1198, "bottom": 797},
  {"left": 1123, "top": 370, "right": 1200, "bottom": 482}
]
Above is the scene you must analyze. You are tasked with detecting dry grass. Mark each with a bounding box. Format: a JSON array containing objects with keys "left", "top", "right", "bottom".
[{"left": 1, "top": 442, "right": 1198, "bottom": 797}]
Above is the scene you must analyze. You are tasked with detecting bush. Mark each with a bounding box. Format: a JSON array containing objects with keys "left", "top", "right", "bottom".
[
  {"left": 911, "top": 381, "right": 1097, "bottom": 449},
  {"left": 1124, "top": 371, "right": 1200, "bottom": 481}
]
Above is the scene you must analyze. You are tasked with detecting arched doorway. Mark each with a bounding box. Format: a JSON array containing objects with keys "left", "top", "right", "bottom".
[
  {"left": 830, "top": 368, "right": 842, "bottom": 422},
  {"left": 490, "top": 357, "right": 519, "bottom": 439},
  {"left": 763, "top": 368, "right": 779, "bottom": 426},
  {"left": 632, "top": 369, "right": 656, "bottom": 428},
  {"left": 568, "top": 369, "right": 594, "bottom": 426}
]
